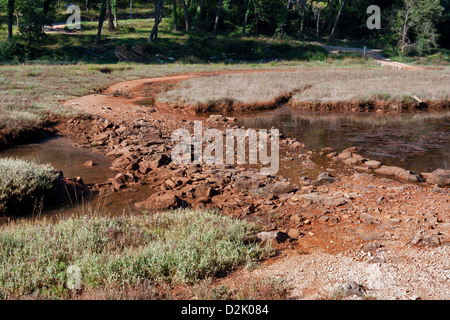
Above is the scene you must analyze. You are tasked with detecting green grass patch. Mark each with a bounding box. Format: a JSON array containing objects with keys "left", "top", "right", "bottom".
[
  {"left": 382, "top": 47, "right": 450, "bottom": 66},
  {"left": 0, "top": 210, "right": 273, "bottom": 299}
]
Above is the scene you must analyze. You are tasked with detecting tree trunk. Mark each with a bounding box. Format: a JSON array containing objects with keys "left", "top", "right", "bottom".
[
  {"left": 401, "top": 12, "right": 410, "bottom": 54},
  {"left": 330, "top": 0, "right": 346, "bottom": 38},
  {"left": 172, "top": 0, "right": 177, "bottom": 31},
  {"left": 96, "top": 0, "right": 108, "bottom": 44},
  {"left": 242, "top": 0, "right": 253, "bottom": 35},
  {"left": 321, "top": 0, "right": 333, "bottom": 31},
  {"left": 271, "top": 0, "right": 291, "bottom": 41},
  {"left": 181, "top": 0, "right": 189, "bottom": 31},
  {"left": 43, "top": 0, "right": 53, "bottom": 17},
  {"left": 254, "top": 0, "right": 259, "bottom": 35},
  {"left": 86, "top": 0, "right": 89, "bottom": 11},
  {"left": 213, "top": 0, "right": 224, "bottom": 35},
  {"left": 150, "top": 0, "right": 165, "bottom": 41},
  {"left": 107, "top": 0, "right": 116, "bottom": 32},
  {"left": 193, "top": 0, "right": 206, "bottom": 27},
  {"left": 316, "top": 8, "right": 321, "bottom": 36},
  {"left": 7, "top": 0, "right": 14, "bottom": 39}
]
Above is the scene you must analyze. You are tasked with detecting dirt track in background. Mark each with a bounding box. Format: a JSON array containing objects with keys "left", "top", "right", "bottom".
[{"left": 322, "top": 44, "right": 426, "bottom": 70}]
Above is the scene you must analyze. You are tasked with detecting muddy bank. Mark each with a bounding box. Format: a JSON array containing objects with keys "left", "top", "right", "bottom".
[
  {"left": 0, "top": 123, "right": 58, "bottom": 152},
  {"left": 289, "top": 99, "right": 450, "bottom": 112}
]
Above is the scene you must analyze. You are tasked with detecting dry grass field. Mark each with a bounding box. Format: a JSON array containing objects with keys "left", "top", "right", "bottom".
[{"left": 158, "top": 67, "right": 450, "bottom": 108}]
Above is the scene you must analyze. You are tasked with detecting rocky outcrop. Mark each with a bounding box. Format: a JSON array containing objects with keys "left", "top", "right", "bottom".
[
  {"left": 375, "top": 166, "right": 425, "bottom": 182},
  {"left": 423, "top": 169, "right": 450, "bottom": 187}
]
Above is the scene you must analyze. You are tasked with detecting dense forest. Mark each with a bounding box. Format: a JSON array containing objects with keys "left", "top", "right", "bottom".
[{"left": 0, "top": 0, "right": 449, "bottom": 62}]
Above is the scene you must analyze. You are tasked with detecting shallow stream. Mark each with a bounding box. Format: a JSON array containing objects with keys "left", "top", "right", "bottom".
[{"left": 235, "top": 105, "right": 450, "bottom": 173}]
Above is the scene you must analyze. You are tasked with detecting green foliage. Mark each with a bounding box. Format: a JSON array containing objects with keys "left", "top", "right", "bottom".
[
  {"left": 18, "top": 0, "right": 53, "bottom": 43},
  {"left": 0, "top": 210, "right": 272, "bottom": 299},
  {"left": 0, "top": 37, "right": 21, "bottom": 61},
  {"left": 389, "top": 0, "right": 444, "bottom": 55}
]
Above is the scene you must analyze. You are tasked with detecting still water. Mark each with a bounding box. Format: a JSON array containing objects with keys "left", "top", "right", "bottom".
[{"left": 236, "top": 105, "right": 450, "bottom": 173}]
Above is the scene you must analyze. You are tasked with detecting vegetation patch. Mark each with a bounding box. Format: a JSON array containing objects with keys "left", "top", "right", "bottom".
[
  {"left": 0, "top": 158, "right": 59, "bottom": 213},
  {"left": 0, "top": 209, "right": 273, "bottom": 299}
]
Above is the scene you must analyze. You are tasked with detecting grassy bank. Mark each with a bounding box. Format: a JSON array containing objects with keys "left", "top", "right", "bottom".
[
  {"left": 0, "top": 63, "right": 247, "bottom": 144},
  {"left": 158, "top": 67, "right": 450, "bottom": 111},
  {"left": 0, "top": 209, "right": 275, "bottom": 299}
]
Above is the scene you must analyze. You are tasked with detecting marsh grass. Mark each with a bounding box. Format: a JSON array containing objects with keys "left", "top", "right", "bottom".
[
  {"left": 0, "top": 63, "right": 259, "bottom": 139},
  {"left": 158, "top": 68, "right": 450, "bottom": 107},
  {"left": 0, "top": 209, "right": 273, "bottom": 299}
]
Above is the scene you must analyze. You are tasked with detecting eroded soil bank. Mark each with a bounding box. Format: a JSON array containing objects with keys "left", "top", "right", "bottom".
[{"left": 3, "top": 70, "right": 450, "bottom": 299}]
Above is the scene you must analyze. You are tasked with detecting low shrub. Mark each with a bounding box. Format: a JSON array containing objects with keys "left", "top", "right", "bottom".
[
  {"left": 0, "top": 210, "right": 273, "bottom": 299},
  {"left": 0, "top": 158, "right": 59, "bottom": 213}
]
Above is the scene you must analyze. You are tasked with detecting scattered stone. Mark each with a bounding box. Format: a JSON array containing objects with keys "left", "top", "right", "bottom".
[
  {"left": 376, "top": 196, "right": 385, "bottom": 204},
  {"left": 375, "top": 166, "right": 424, "bottom": 182},
  {"left": 313, "top": 172, "right": 335, "bottom": 185},
  {"left": 291, "top": 194, "right": 347, "bottom": 207},
  {"left": 302, "top": 159, "right": 318, "bottom": 169},
  {"left": 363, "top": 242, "right": 382, "bottom": 252},
  {"left": 251, "top": 182, "right": 293, "bottom": 198},
  {"left": 359, "top": 213, "right": 379, "bottom": 224},
  {"left": 364, "top": 160, "right": 382, "bottom": 169},
  {"left": 410, "top": 231, "right": 441, "bottom": 247},
  {"left": 256, "top": 231, "right": 290, "bottom": 243},
  {"left": 207, "top": 115, "right": 227, "bottom": 122},
  {"left": 83, "top": 160, "right": 95, "bottom": 167},
  {"left": 425, "top": 169, "right": 450, "bottom": 187},
  {"left": 341, "top": 281, "right": 364, "bottom": 296},
  {"left": 287, "top": 228, "right": 301, "bottom": 239}
]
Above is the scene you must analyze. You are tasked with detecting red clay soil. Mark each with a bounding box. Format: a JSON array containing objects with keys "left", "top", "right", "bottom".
[{"left": 54, "top": 70, "right": 450, "bottom": 300}]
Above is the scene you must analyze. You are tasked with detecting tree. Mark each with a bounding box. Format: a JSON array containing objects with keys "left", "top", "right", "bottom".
[
  {"left": 213, "top": 0, "right": 224, "bottom": 35},
  {"left": 310, "top": 1, "right": 328, "bottom": 36},
  {"left": 107, "top": 0, "right": 115, "bottom": 32},
  {"left": 330, "top": 0, "right": 346, "bottom": 38},
  {"left": 7, "top": 0, "right": 14, "bottom": 39},
  {"left": 181, "top": 0, "right": 189, "bottom": 31},
  {"left": 149, "top": 0, "right": 165, "bottom": 41},
  {"left": 242, "top": 0, "right": 253, "bottom": 35},
  {"left": 18, "top": 0, "right": 52, "bottom": 43},
  {"left": 172, "top": 0, "right": 177, "bottom": 31},
  {"left": 390, "top": 0, "right": 443, "bottom": 54},
  {"left": 271, "top": 0, "right": 292, "bottom": 41},
  {"left": 96, "top": 0, "right": 108, "bottom": 44}
]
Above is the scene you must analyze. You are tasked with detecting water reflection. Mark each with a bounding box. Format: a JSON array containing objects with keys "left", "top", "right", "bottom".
[
  {"left": 0, "top": 136, "right": 116, "bottom": 184},
  {"left": 236, "top": 105, "right": 450, "bottom": 172}
]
